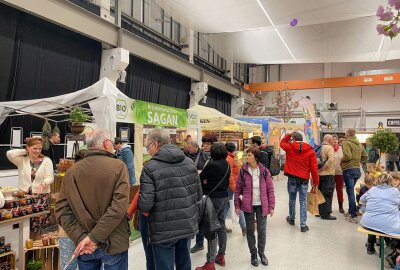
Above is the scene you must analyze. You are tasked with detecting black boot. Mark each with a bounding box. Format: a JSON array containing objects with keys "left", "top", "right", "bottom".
[
  {"left": 366, "top": 242, "right": 376, "bottom": 255},
  {"left": 251, "top": 253, "right": 259, "bottom": 267},
  {"left": 339, "top": 202, "right": 344, "bottom": 214}
]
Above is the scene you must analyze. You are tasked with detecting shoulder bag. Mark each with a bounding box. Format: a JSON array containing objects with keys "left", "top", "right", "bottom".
[{"left": 197, "top": 163, "right": 230, "bottom": 238}]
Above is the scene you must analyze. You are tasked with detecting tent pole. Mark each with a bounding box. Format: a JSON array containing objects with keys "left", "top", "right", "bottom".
[{"left": 219, "top": 117, "right": 222, "bottom": 141}]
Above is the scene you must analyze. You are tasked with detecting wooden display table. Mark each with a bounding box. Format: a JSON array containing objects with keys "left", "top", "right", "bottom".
[
  {"left": 24, "top": 240, "right": 59, "bottom": 270},
  {"left": 0, "top": 211, "right": 50, "bottom": 270}
]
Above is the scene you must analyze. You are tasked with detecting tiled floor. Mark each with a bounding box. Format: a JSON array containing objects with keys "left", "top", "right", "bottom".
[{"left": 128, "top": 175, "right": 391, "bottom": 269}]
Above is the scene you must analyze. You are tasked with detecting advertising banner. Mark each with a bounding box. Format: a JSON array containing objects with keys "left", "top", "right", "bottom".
[
  {"left": 298, "top": 97, "right": 319, "bottom": 146},
  {"left": 116, "top": 98, "right": 190, "bottom": 128}
]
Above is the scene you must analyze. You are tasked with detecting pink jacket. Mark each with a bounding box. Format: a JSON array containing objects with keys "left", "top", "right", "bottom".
[{"left": 234, "top": 163, "right": 275, "bottom": 216}]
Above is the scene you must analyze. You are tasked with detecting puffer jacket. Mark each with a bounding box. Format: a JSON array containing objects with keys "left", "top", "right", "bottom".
[
  {"left": 138, "top": 144, "right": 202, "bottom": 244},
  {"left": 226, "top": 152, "right": 240, "bottom": 192},
  {"left": 341, "top": 136, "right": 368, "bottom": 171},
  {"left": 280, "top": 133, "right": 320, "bottom": 186},
  {"left": 234, "top": 163, "right": 275, "bottom": 216}
]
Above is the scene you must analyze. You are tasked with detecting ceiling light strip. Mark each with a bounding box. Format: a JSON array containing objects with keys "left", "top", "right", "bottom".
[{"left": 256, "top": 0, "right": 296, "bottom": 62}]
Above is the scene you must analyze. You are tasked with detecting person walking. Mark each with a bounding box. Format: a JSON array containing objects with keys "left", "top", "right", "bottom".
[
  {"left": 191, "top": 134, "right": 218, "bottom": 253},
  {"left": 318, "top": 134, "right": 336, "bottom": 220},
  {"left": 224, "top": 142, "right": 246, "bottom": 235},
  {"left": 113, "top": 137, "right": 136, "bottom": 186},
  {"left": 341, "top": 128, "right": 368, "bottom": 223},
  {"left": 139, "top": 129, "right": 202, "bottom": 270},
  {"left": 332, "top": 134, "right": 345, "bottom": 213},
  {"left": 56, "top": 129, "right": 130, "bottom": 270},
  {"left": 280, "top": 132, "right": 319, "bottom": 232},
  {"left": 196, "top": 142, "right": 230, "bottom": 270},
  {"left": 234, "top": 147, "right": 275, "bottom": 267}
]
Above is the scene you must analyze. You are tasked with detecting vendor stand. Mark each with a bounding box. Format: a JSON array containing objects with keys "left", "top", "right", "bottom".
[
  {"left": 0, "top": 78, "right": 130, "bottom": 269},
  {"left": 187, "top": 105, "right": 262, "bottom": 150}
]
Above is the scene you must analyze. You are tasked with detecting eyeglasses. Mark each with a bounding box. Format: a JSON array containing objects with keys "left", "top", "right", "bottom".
[
  {"left": 145, "top": 142, "right": 154, "bottom": 151},
  {"left": 105, "top": 138, "right": 113, "bottom": 144}
]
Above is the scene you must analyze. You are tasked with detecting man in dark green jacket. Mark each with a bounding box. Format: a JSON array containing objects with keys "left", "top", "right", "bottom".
[{"left": 341, "top": 128, "right": 368, "bottom": 223}]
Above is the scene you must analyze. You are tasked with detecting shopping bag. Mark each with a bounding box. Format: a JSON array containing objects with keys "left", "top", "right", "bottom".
[
  {"left": 229, "top": 199, "right": 239, "bottom": 225},
  {"left": 316, "top": 188, "right": 325, "bottom": 205},
  {"left": 307, "top": 191, "right": 319, "bottom": 215}
]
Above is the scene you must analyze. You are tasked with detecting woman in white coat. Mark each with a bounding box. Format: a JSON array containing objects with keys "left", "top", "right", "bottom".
[{"left": 6, "top": 137, "right": 54, "bottom": 193}]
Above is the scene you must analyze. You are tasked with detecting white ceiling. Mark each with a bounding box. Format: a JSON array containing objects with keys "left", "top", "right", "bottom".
[{"left": 158, "top": 0, "right": 400, "bottom": 64}]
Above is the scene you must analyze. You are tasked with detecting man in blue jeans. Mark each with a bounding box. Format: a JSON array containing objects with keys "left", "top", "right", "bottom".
[
  {"left": 139, "top": 129, "right": 202, "bottom": 270},
  {"left": 341, "top": 128, "right": 368, "bottom": 223},
  {"left": 280, "top": 132, "right": 319, "bottom": 232},
  {"left": 56, "top": 129, "right": 130, "bottom": 270}
]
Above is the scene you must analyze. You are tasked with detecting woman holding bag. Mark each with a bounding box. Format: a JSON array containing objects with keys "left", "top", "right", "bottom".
[
  {"left": 234, "top": 147, "right": 275, "bottom": 267},
  {"left": 196, "top": 143, "right": 230, "bottom": 270}
]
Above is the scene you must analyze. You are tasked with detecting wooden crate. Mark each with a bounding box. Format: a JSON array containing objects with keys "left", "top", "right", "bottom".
[
  {"left": 50, "top": 175, "right": 63, "bottom": 194},
  {"left": 24, "top": 240, "right": 59, "bottom": 270},
  {"left": 0, "top": 250, "right": 16, "bottom": 270}
]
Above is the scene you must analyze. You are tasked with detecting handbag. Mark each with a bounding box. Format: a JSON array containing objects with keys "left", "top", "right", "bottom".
[
  {"left": 315, "top": 187, "right": 326, "bottom": 205},
  {"left": 197, "top": 163, "right": 230, "bottom": 238},
  {"left": 132, "top": 210, "right": 140, "bottom": 231},
  {"left": 307, "top": 191, "right": 319, "bottom": 215}
]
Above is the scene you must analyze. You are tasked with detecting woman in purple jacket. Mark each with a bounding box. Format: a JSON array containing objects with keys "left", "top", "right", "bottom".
[{"left": 234, "top": 147, "right": 275, "bottom": 267}]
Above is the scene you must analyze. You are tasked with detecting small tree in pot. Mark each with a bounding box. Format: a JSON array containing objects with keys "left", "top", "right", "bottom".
[
  {"left": 369, "top": 129, "right": 399, "bottom": 169},
  {"left": 69, "top": 107, "right": 90, "bottom": 134}
]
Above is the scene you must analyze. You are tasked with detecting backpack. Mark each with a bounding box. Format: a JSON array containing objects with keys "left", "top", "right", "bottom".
[
  {"left": 260, "top": 147, "right": 280, "bottom": 176},
  {"left": 313, "top": 144, "right": 326, "bottom": 170},
  {"left": 268, "top": 154, "right": 280, "bottom": 176}
]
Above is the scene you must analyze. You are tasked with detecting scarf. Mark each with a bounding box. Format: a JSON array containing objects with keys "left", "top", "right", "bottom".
[{"left": 333, "top": 144, "right": 340, "bottom": 152}]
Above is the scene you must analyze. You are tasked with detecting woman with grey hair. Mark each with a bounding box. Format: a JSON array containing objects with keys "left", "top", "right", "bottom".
[{"left": 360, "top": 173, "right": 400, "bottom": 263}]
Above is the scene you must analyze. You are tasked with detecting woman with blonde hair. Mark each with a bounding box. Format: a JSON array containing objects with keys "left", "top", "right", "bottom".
[{"left": 6, "top": 137, "right": 54, "bottom": 193}]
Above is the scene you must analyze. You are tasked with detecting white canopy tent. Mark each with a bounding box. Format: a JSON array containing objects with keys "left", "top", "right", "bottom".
[
  {"left": 0, "top": 78, "right": 128, "bottom": 139},
  {"left": 188, "top": 105, "right": 261, "bottom": 132}
]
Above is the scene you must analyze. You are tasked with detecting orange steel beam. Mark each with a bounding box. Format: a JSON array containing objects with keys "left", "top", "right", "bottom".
[{"left": 244, "top": 73, "right": 400, "bottom": 92}]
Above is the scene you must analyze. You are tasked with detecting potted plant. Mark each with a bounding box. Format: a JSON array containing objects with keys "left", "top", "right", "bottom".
[
  {"left": 369, "top": 129, "right": 399, "bottom": 169},
  {"left": 27, "top": 259, "right": 43, "bottom": 270},
  {"left": 69, "top": 107, "right": 90, "bottom": 134}
]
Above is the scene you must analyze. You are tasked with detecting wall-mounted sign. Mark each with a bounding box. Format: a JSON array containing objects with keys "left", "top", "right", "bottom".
[{"left": 387, "top": 119, "right": 400, "bottom": 127}]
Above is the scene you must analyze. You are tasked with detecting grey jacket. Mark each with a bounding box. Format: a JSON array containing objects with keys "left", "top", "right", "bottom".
[{"left": 138, "top": 144, "right": 202, "bottom": 244}]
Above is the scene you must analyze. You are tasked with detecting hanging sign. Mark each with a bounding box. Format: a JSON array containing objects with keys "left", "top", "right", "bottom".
[
  {"left": 387, "top": 119, "right": 400, "bottom": 127},
  {"left": 116, "top": 97, "right": 190, "bottom": 128}
]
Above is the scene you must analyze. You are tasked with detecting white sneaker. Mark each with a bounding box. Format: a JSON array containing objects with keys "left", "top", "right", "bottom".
[{"left": 343, "top": 212, "right": 351, "bottom": 218}]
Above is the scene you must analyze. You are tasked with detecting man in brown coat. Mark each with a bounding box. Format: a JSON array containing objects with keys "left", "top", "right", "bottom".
[{"left": 56, "top": 129, "right": 130, "bottom": 270}]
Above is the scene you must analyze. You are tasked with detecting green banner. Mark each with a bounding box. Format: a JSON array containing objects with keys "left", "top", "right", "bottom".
[{"left": 132, "top": 100, "right": 187, "bottom": 128}]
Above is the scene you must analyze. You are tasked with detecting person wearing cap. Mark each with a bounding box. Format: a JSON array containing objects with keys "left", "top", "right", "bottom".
[{"left": 114, "top": 137, "right": 136, "bottom": 186}]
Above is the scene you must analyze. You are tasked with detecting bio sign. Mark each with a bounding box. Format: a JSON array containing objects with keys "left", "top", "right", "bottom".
[
  {"left": 132, "top": 100, "right": 187, "bottom": 128},
  {"left": 116, "top": 99, "right": 128, "bottom": 119}
]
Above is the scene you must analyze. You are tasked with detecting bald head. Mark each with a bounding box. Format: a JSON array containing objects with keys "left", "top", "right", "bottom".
[
  {"left": 323, "top": 134, "right": 333, "bottom": 142},
  {"left": 323, "top": 134, "right": 334, "bottom": 146}
]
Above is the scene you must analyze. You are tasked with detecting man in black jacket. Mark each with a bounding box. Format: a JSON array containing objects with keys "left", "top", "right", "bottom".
[
  {"left": 42, "top": 131, "right": 60, "bottom": 170},
  {"left": 138, "top": 129, "right": 202, "bottom": 270}
]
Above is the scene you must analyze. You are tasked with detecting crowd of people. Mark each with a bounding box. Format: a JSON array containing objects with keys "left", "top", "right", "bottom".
[{"left": 4, "top": 127, "right": 400, "bottom": 269}]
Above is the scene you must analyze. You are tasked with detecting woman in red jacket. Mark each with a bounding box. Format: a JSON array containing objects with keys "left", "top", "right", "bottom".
[{"left": 234, "top": 147, "right": 275, "bottom": 267}]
